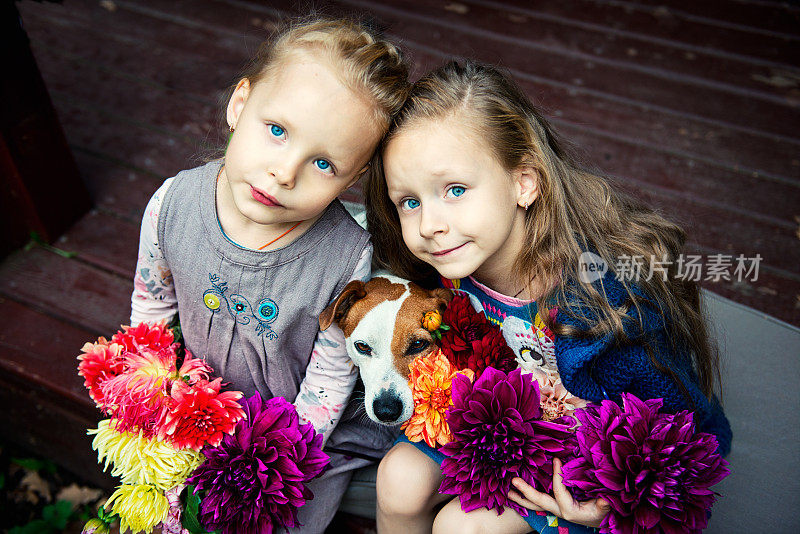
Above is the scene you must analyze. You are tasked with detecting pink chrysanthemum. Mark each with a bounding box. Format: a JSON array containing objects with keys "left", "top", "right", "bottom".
[
  {"left": 101, "top": 347, "right": 177, "bottom": 436},
  {"left": 176, "top": 350, "right": 212, "bottom": 385},
  {"left": 562, "top": 393, "right": 730, "bottom": 534},
  {"left": 111, "top": 320, "right": 175, "bottom": 354},
  {"left": 77, "top": 339, "right": 126, "bottom": 408},
  {"left": 158, "top": 377, "right": 245, "bottom": 450}
]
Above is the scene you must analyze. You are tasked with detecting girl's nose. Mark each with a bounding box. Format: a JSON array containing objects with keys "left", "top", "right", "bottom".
[
  {"left": 418, "top": 207, "right": 448, "bottom": 238},
  {"left": 270, "top": 161, "right": 298, "bottom": 189}
]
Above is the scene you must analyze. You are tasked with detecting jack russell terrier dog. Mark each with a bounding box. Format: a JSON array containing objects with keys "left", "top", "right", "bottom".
[{"left": 319, "top": 273, "right": 451, "bottom": 426}]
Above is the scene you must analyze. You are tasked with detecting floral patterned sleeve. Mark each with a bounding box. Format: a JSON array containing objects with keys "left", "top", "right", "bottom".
[
  {"left": 294, "top": 244, "right": 372, "bottom": 446},
  {"left": 130, "top": 178, "right": 178, "bottom": 326}
]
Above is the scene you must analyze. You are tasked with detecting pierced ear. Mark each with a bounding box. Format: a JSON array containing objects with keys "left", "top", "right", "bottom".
[
  {"left": 226, "top": 78, "right": 251, "bottom": 131},
  {"left": 514, "top": 164, "right": 540, "bottom": 208},
  {"left": 319, "top": 280, "right": 367, "bottom": 330}
]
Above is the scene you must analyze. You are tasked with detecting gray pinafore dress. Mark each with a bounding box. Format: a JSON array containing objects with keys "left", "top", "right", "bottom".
[{"left": 158, "top": 161, "right": 397, "bottom": 532}]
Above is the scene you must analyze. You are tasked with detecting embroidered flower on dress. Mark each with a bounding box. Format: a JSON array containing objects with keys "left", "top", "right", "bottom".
[{"left": 524, "top": 367, "right": 587, "bottom": 428}]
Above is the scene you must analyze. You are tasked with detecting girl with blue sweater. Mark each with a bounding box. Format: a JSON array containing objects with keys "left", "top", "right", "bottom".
[{"left": 364, "top": 60, "right": 731, "bottom": 533}]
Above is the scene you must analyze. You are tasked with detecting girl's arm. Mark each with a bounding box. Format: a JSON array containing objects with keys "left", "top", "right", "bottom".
[
  {"left": 555, "top": 279, "right": 732, "bottom": 456},
  {"left": 293, "top": 245, "right": 372, "bottom": 446},
  {"left": 130, "top": 179, "right": 178, "bottom": 326}
]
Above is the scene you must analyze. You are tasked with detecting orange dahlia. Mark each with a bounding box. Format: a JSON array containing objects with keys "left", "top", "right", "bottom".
[
  {"left": 77, "top": 339, "right": 126, "bottom": 408},
  {"left": 402, "top": 349, "right": 474, "bottom": 448}
]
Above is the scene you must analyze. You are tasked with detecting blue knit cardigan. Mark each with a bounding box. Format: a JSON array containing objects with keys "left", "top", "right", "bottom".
[{"left": 552, "top": 269, "right": 732, "bottom": 457}]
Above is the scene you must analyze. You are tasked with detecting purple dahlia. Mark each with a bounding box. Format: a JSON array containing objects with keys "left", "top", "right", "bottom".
[
  {"left": 439, "top": 367, "right": 576, "bottom": 516},
  {"left": 187, "top": 393, "right": 329, "bottom": 534},
  {"left": 561, "top": 393, "right": 729, "bottom": 534}
]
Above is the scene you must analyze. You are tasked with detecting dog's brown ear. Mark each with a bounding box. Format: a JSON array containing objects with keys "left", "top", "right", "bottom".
[
  {"left": 320, "top": 280, "right": 367, "bottom": 331},
  {"left": 431, "top": 287, "right": 453, "bottom": 312}
]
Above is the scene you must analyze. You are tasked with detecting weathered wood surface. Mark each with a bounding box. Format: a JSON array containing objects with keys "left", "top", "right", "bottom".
[{"left": 2, "top": 0, "right": 798, "bottom": 504}]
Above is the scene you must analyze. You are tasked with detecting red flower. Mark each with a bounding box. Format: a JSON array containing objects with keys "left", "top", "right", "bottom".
[
  {"left": 158, "top": 377, "right": 245, "bottom": 450},
  {"left": 77, "top": 339, "right": 126, "bottom": 408},
  {"left": 440, "top": 294, "right": 517, "bottom": 378},
  {"left": 111, "top": 320, "right": 175, "bottom": 354}
]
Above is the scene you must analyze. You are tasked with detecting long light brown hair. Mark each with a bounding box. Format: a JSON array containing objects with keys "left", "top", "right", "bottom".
[{"left": 365, "top": 60, "right": 720, "bottom": 401}]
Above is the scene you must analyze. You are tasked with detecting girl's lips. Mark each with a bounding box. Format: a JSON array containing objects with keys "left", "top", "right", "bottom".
[
  {"left": 432, "top": 243, "right": 466, "bottom": 256},
  {"left": 250, "top": 186, "right": 282, "bottom": 207}
]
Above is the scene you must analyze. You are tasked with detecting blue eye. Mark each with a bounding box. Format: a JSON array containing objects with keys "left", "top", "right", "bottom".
[
  {"left": 314, "top": 159, "right": 333, "bottom": 173},
  {"left": 401, "top": 198, "right": 420, "bottom": 210},
  {"left": 270, "top": 124, "right": 285, "bottom": 138},
  {"left": 447, "top": 185, "right": 466, "bottom": 198}
]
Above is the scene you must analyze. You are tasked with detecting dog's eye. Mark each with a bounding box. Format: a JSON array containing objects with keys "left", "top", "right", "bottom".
[
  {"left": 406, "top": 339, "right": 430, "bottom": 355},
  {"left": 354, "top": 341, "right": 372, "bottom": 356}
]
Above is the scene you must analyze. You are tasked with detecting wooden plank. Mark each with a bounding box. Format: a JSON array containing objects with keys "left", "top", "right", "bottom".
[
  {"left": 330, "top": 0, "right": 800, "bottom": 138},
  {"left": 609, "top": 175, "right": 799, "bottom": 277},
  {"left": 0, "top": 247, "right": 132, "bottom": 336},
  {"left": 0, "top": 297, "right": 115, "bottom": 488},
  {"left": 467, "top": 0, "right": 800, "bottom": 65},
  {"left": 71, "top": 152, "right": 162, "bottom": 224},
  {"left": 19, "top": 0, "right": 251, "bottom": 90},
  {"left": 55, "top": 209, "right": 140, "bottom": 278},
  {"left": 345, "top": 0, "right": 800, "bottom": 102},
  {"left": 558, "top": 125, "right": 799, "bottom": 225},
  {"left": 623, "top": 0, "right": 800, "bottom": 36}
]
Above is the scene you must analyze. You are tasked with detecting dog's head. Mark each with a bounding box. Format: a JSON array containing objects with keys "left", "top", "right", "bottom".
[{"left": 320, "top": 274, "right": 451, "bottom": 425}]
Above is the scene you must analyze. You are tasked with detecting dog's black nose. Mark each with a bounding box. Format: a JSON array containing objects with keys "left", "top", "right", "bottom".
[{"left": 373, "top": 392, "right": 403, "bottom": 422}]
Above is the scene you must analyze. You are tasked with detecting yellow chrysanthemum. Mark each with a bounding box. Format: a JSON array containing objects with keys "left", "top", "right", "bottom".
[
  {"left": 402, "top": 349, "right": 474, "bottom": 448},
  {"left": 105, "top": 484, "right": 168, "bottom": 533},
  {"left": 89, "top": 419, "right": 204, "bottom": 491}
]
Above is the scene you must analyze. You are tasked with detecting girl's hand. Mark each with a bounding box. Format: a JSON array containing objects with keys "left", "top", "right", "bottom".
[{"left": 507, "top": 458, "right": 610, "bottom": 528}]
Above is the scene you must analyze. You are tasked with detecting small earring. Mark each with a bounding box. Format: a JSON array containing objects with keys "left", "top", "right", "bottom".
[
  {"left": 522, "top": 201, "right": 529, "bottom": 210},
  {"left": 229, "top": 125, "right": 235, "bottom": 133}
]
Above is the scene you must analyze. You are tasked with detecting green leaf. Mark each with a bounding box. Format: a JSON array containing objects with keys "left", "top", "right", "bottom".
[
  {"left": 25, "top": 231, "right": 78, "bottom": 258},
  {"left": 97, "top": 505, "right": 118, "bottom": 523},
  {"left": 11, "top": 457, "right": 57, "bottom": 473},
  {"left": 42, "top": 500, "right": 73, "bottom": 530},
  {"left": 182, "top": 486, "right": 208, "bottom": 534}
]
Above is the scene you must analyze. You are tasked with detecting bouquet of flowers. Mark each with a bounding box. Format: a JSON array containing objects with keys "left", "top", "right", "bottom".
[
  {"left": 77, "top": 321, "right": 329, "bottom": 534},
  {"left": 403, "top": 292, "right": 729, "bottom": 532}
]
